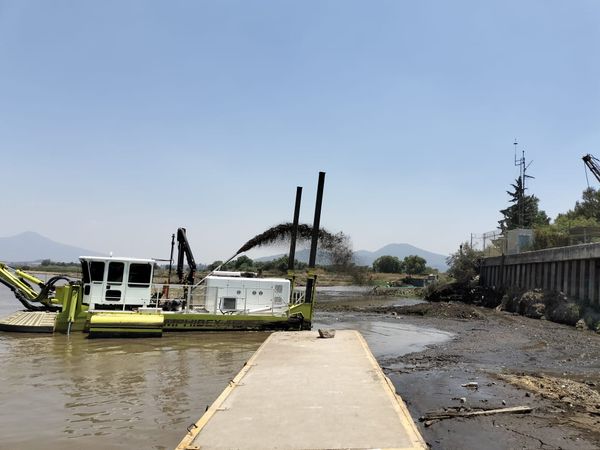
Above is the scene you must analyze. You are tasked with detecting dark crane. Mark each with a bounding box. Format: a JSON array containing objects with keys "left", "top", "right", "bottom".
[
  {"left": 176, "top": 227, "right": 196, "bottom": 285},
  {"left": 583, "top": 154, "right": 600, "bottom": 185}
]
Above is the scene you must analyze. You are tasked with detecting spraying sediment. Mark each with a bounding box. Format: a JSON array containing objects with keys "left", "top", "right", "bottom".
[
  {"left": 193, "top": 223, "right": 352, "bottom": 288},
  {"left": 236, "top": 223, "right": 352, "bottom": 266}
]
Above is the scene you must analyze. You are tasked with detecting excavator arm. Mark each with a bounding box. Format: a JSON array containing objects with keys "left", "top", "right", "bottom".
[{"left": 0, "top": 262, "right": 66, "bottom": 311}]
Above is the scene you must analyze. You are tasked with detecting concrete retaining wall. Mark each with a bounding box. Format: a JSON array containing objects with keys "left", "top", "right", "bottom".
[{"left": 480, "top": 242, "right": 600, "bottom": 307}]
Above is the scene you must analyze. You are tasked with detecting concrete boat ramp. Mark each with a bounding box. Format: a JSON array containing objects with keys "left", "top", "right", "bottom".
[{"left": 177, "top": 330, "right": 426, "bottom": 450}]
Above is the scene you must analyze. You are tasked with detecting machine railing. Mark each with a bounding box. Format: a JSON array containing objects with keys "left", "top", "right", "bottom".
[
  {"left": 147, "top": 283, "right": 293, "bottom": 317},
  {"left": 291, "top": 288, "right": 306, "bottom": 305},
  {"left": 91, "top": 280, "right": 303, "bottom": 317}
]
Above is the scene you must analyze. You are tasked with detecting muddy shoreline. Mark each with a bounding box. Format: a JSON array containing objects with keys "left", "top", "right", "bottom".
[{"left": 316, "top": 300, "right": 600, "bottom": 449}]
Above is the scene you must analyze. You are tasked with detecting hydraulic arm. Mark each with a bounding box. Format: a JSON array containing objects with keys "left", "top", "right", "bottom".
[
  {"left": 176, "top": 228, "right": 196, "bottom": 284},
  {"left": 0, "top": 262, "right": 66, "bottom": 311},
  {"left": 583, "top": 154, "right": 600, "bottom": 184}
]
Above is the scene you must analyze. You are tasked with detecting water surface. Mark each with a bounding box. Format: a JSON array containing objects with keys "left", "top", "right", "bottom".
[{"left": 0, "top": 285, "right": 450, "bottom": 449}]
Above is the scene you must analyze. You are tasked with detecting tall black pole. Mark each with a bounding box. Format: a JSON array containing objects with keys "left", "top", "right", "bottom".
[
  {"left": 305, "top": 172, "right": 325, "bottom": 303},
  {"left": 288, "top": 186, "right": 302, "bottom": 271},
  {"left": 167, "top": 233, "right": 175, "bottom": 284}
]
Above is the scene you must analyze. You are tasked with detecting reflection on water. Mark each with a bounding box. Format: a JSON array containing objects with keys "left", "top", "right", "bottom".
[
  {"left": 0, "top": 329, "right": 267, "bottom": 450},
  {"left": 0, "top": 285, "right": 450, "bottom": 450},
  {"left": 0, "top": 285, "right": 267, "bottom": 450}
]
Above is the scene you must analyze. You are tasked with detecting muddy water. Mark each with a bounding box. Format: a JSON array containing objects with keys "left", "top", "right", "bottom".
[{"left": 0, "top": 286, "right": 451, "bottom": 450}]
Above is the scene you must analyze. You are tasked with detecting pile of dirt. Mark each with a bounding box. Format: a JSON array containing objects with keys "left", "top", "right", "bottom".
[
  {"left": 498, "top": 289, "right": 600, "bottom": 331},
  {"left": 496, "top": 372, "right": 600, "bottom": 434},
  {"left": 496, "top": 373, "right": 600, "bottom": 414},
  {"left": 374, "top": 302, "right": 487, "bottom": 320},
  {"left": 428, "top": 281, "right": 600, "bottom": 331},
  {"left": 499, "top": 289, "right": 581, "bottom": 325},
  {"left": 316, "top": 301, "right": 486, "bottom": 319},
  {"left": 371, "top": 286, "right": 423, "bottom": 298},
  {"left": 425, "top": 281, "right": 503, "bottom": 308}
]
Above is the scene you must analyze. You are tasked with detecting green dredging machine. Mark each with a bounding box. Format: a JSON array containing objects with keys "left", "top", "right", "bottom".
[{"left": 0, "top": 173, "right": 326, "bottom": 337}]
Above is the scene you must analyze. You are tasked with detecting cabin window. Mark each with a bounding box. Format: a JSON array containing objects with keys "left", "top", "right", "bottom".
[
  {"left": 222, "top": 297, "right": 236, "bottom": 310},
  {"left": 105, "top": 289, "right": 122, "bottom": 301},
  {"left": 108, "top": 262, "right": 124, "bottom": 283},
  {"left": 128, "top": 263, "right": 152, "bottom": 287},
  {"left": 81, "top": 262, "right": 90, "bottom": 283},
  {"left": 90, "top": 261, "right": 105, "bottom": 282}
]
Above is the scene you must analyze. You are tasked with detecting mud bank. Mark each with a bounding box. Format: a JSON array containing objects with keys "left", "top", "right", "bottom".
[
  {"left": 426, "top": 282, "right": 600, "bottom": 333},
  {"left": 373, "top": 303, "right": 600, "bottom": 449}
]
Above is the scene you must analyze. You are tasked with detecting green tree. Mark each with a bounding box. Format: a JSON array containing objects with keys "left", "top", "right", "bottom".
[
  {"left": 498, "top": 177, "right": 549, "bottom": 231},
  {"left": 372, "top": 255, "right": 402, "bottom": 273},
  {"left": 559, "top": 187, "right": 600, "bottom": 222},
  {"left": 207, "top": 260, "right": 223, "bottom": 271},
  {"left": 272, "top": 256, "right": 290, "bottom": 272},
  {"left": 446, "top": 243, "right": 482, "bottom": 284},
  {"left": 234, "top": 255, "right": 254, "bottom": 270},
  {"left": 531, "top": 188, "right": 600, "bottom": 250},
  {"left": 402, "top": 255, "right": 427, "bottom": 274}
]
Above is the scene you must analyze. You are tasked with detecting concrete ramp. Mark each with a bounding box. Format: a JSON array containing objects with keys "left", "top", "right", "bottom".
[{"left": 177, "top": 330, "right": 426, "bottom": 450}]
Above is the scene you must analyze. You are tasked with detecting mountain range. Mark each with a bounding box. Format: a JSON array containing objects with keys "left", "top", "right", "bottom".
[
  {"left": 256, "top": 243, "right": 448, "bottom": 271},
  {"left": 0, "top": 231, "right": 103, "bottom": 263},
  {"left": 353, "top": 243, "right": 448, "bottom": 270},
  {"left": 0, "top": 232, "right": 449, "bottom": 271}
]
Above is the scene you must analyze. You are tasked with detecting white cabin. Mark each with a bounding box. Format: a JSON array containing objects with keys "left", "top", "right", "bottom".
[
  {"left": 79, "top": 256, "right": 292, "bottom": 316},
  {"left": 80, "top": 256, "right": 154, "bottom": 310},
  {"left": 200, "top": 276, "right": 291, "bottom": 315}
]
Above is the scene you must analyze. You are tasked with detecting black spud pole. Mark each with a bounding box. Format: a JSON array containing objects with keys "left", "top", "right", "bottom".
[
  {"left": 305, "top": 171, "right": 325, "bottom": 304},
  {"left": 288, "top": 186, "right": 303, "bottom": 271}
]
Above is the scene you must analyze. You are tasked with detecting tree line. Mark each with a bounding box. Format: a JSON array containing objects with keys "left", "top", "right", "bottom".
[
  {"left": 202, "top": 253, "right": 433, "bottom": 276},
  {"left": 498, "top": 174, "right": 600, "bottom": 250},
  {"left": 444, "top": 168, "right": 600, "bottom": 285},
  {"left": 371, "top": 254, "right": 431, "bottom": 275}
]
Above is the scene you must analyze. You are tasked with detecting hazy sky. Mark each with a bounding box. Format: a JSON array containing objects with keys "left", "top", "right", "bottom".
[{"left": 1, "top": 1, "right": 599, "bottom": 263}]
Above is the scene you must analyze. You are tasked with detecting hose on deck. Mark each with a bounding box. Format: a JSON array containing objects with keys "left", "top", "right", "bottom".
[{"left": 0, "top": 275, "right": 68, "bottom": 312}]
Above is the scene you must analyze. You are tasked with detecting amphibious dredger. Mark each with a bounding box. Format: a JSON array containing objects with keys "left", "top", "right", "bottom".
[
  {"left": 0, "top": 173, "right": 325, "bottom": 338},
  {"left": 0, "top": 245, "right": 314, "bottom": 338}
]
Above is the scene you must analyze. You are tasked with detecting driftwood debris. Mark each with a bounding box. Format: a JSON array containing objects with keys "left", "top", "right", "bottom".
[{"left": 420, "top": 405, "right": 532, "bottom": 427}]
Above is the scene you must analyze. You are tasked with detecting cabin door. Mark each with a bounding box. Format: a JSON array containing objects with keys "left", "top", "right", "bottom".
[
  {"left": 104, "top": 261, "right": 125, "bottom": 304},
  {"left": 83, "top": 260, "right": 106, "bottom": 306}
]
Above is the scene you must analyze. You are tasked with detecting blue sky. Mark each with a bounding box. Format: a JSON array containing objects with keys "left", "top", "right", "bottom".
[{"left": 1, "top": 1, "right": 599, "bottom": 263}]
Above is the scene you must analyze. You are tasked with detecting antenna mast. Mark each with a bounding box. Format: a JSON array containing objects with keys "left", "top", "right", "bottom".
[{"left": 513, "top": 139, "right": 534, "bottom": 228}]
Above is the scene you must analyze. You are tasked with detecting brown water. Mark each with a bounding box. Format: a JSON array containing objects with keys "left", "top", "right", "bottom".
[{"left": 0, "top": 285, "right": 451, "bottom": 450}]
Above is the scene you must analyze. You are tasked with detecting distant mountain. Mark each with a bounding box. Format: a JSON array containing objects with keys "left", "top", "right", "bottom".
[
  {"left": 353, "top": 243, "right": 448, "bottom": 271},
  {"left": 256, "top": 243, "right": 448, "bottom": 271},
  {"left": 0, "top": 231, "right": 103, "bottom": 263},
  {"left": 255, "top": 249, "right": 331, "bottom": 266}
]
